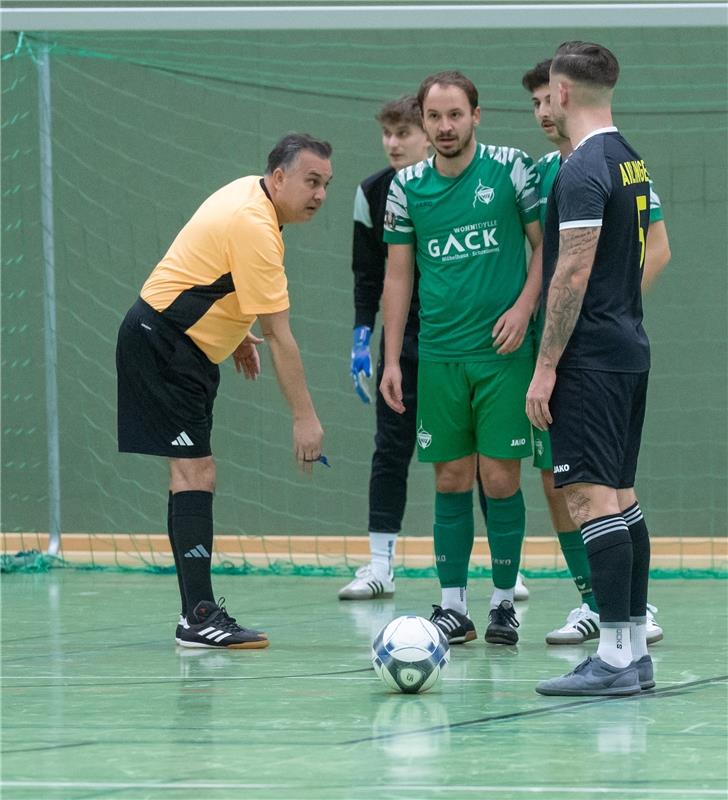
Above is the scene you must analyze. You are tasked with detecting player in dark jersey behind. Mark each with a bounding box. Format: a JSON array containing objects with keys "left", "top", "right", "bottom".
[
  {"left": 116, "top": 133, "right": 332, "bottom": 649},
  {"left": 338, "top": 97, "right": 430, "bottom": 601},
  {"left": 521, "top": 59, "right": 670, "bottom": 647},
  {"left": 526, "top": 42, "right": 656, "bottom": 696}
]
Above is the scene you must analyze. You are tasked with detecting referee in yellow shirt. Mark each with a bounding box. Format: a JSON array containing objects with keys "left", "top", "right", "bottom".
[{"left": 116, "top": 133, "right": 333, "bottom": 649}]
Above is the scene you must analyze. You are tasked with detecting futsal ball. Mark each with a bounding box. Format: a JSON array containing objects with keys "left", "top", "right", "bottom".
[{"left": 371, "top": 615, "right": 450, "bottom": 694}]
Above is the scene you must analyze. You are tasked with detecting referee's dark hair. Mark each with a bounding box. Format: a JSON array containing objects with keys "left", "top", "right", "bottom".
[
  {"left": 521, "top": 59, "right": 552, "bottom": 93},
  {"left": 266, "top": 133, "right": 333, "bottom": 174},
  {"left": 552, "top": 41, "right": 620, "bottom": 89},
  {"left": 417, "top": 70, "right": 478, "bottom": 112}
]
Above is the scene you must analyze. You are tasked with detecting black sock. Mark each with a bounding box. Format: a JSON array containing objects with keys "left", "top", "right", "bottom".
[
  {"left": 623, "top": 501, "right": 650, "bottom": 618},
  {"left": 167, "top": 492, "right": 187, "bottom": 617},
  {"left": 172, "top": 490, "right": 214, "bottom": 617},
  {"left": 581, "top": 514, "right": 633, "bottom": 623}
]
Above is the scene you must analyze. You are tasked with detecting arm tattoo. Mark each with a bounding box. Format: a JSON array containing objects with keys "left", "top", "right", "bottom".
[{"left": 538, "top": 227, "right": 600, "bottom": 369}]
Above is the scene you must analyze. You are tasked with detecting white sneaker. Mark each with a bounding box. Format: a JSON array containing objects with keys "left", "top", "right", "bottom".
[
  {"left": 546, "top": 603, "right": 600, "bottom": 645},
  {"left": 646, "top": 603, "right": 664, "bottom": 645},
  {"left": 338, "top": 564, "right": 394, "bottom": 600},
  {"left": 513, "top": 571, "right": 529, "bottom": 601}
]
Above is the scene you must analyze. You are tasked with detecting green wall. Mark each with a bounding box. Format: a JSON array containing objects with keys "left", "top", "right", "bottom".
[{"left": 2, "top": 27, "right": 726, "bottom": 538}]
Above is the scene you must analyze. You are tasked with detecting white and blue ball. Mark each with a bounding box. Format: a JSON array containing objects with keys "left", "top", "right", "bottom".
[{"left": 372, "top": 615, "right": 450, "bottom": 694}]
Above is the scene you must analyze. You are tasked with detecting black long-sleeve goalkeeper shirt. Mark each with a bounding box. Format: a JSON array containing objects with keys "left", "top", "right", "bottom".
[{"left": 352, "top": 166, "right": 420, "bottom": 336}]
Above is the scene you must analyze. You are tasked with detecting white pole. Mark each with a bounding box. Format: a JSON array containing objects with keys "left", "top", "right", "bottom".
[{"left": 36, "top": 40, "right": 61, "bottom": 557}]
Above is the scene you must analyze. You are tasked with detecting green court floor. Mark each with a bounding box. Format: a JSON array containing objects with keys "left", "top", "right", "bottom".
[{"left": 2, "top": 572, "right": 727, "bottom": 800}]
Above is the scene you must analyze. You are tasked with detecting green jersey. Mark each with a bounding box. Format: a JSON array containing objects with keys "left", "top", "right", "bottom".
[
  {"left": 535, "top": 150, "right": 562, "bottom": 226},
  {"left": 536, "top": 149, "right": 665, "bottom": 226},
  {"left": 384, "top": 144, "right": 539, "bottom": 362}
]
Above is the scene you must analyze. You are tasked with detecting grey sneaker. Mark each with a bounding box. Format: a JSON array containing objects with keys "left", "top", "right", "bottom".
[
  {"left": 634, "top": 654, "right": 655, "bottom": 690},
  {"left": 536, "top": 656, "right": 641, "bottom": 697}
]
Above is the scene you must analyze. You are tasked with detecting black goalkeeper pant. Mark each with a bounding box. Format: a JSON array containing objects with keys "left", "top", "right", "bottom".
[{"left": 369, "top": 332, "right": 419, "bottom": 533}]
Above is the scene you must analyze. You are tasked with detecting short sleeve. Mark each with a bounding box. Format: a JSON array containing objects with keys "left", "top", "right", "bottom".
[
  {"left": 556, "top": 148, "right": 611, "bottom": 230},
  {"left": 383, "top": 172, "right": 415, "bottom": 245},
  {"left": 510, "top": 149, "right": 540, "bottom": 226},
  {"left": 353, "top": 184, "right": 373, "bottom": 227},
  {"left": 648, "top": 181, "right": 665, "bottom": 223},
  {"left": 226, "top": 208, "right": 289, "bottom": 315}
]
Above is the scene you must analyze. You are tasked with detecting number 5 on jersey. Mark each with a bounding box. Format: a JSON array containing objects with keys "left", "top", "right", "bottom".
[{"left": 636, "top": 194, "right": 647, "bottom": 269}]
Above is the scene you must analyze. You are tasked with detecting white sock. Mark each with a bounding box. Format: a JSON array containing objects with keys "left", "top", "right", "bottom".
[
  {"left": 441, "top": 586, "right": 468, "bottom": 615},
  {"left": 369, "top": 532, "right": 396, "bottom": 578},
  {"left": 597, "top": 623, "right": 634, "bottom": 668},
  {"left": 630, "top": 618, "right": 649, "bottom": 659},
  {"left": 490, "top": 587, "right": 514, "bottom": 609}
]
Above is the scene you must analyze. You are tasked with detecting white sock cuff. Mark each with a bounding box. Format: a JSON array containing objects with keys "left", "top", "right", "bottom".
[
  {"left": 622, "top": 502, "right": 643, "bottom": 527},
  {"left": 490, "top": 587, "right": 515, "bottom": 608},
  {"left": 369, "top": 532, "right": 397, "bottom": 561}
]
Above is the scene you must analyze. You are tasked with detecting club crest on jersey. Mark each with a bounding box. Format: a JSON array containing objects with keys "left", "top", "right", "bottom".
[
  {"left": 416, "top": 422, "right": 432, "bottom": 449},
  {"left": 473, "top": 180, "right": 494, "bottom": 207},
  {"left": 384, "top": 210, "right": 397, "bottom": 230}
]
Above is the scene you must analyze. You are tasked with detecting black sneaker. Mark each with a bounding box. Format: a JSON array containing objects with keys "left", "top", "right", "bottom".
[
  {"left": 175, "top": 612, "right": 267, "bottom": 642},
  {"left": 429, "top": 605, "right": 477, "bottom": 644},
  {"left": 176, "top": 598, "right": 269, "bottom": 649},
  {"left": 485, "top": 599, "right": 520, "bottom": 645}
]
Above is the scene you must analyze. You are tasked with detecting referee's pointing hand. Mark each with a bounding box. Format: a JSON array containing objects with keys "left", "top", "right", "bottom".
[{"left": 294, "top": 415, "right": 324, "bottom": 474}]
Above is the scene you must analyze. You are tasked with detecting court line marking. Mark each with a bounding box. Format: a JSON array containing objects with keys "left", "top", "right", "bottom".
[
  {"left": 0, "top": 781, "right": 724, "bottom": 795},
  {"left": 342, "top": 674, "right": 728, "bottom": 745},
  {"left": 2, "top": 673, "right": 726, "bottom": 688},
  {"left": 0, "top": 667, "right": 376, "bottom": 689}
]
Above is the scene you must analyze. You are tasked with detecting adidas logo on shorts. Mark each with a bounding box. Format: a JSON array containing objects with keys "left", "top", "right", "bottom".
[{"left": 171, "top": 431, "right": 194, "bottom": 446}]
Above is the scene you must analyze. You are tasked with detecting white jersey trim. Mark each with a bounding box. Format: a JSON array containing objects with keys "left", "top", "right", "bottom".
[
  {"left": 572, "top": 126, "right": 618, "bottom": 152},
  {"left": 353, "top": 184, "right": 372, "bottom": 227},
  {"left": 559, "top": 218, "right": 602, "bottom": 230}
]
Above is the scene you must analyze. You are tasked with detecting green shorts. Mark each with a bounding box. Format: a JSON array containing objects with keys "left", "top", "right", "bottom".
[
  {"left": 532, "top": 426, "right": 554, "bottom": 470},
  {"left": 416, "top": 358, "right": 533, "bottom": 463}
]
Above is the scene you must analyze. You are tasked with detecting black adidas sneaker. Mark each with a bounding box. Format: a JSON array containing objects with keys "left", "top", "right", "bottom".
[
  {"left": 176, "top": 598, "right": 269, "bottom": 649},
  {"left": 485, "top": 599, "right": 520, "bottom": 645},
  {"left": 429, "top": 604, "right": 477, "bottom": 644}
]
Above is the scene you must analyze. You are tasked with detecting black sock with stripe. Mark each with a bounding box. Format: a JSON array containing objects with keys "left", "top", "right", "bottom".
[
  {"left": 167, "top": 491, "right": 187, "bottom": 617},
  {"left": 172, "top": 490, "right": 214, "bottom": 617},
  {"left": 623, "top": 501, "right": 650, "bottom": 618},
  {"left": 581, "top": 514, "right": 633, "bottom": 623}
]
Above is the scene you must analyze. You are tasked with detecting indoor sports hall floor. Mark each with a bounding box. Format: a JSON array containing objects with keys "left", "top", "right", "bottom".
[{"left": 2, "top": 571, "right": 726, "bottom": 800}]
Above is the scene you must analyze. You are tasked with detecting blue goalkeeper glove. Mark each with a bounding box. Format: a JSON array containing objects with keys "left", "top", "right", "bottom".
[{"left": 350, "top": 325, "right": 372, "bottom": 404}]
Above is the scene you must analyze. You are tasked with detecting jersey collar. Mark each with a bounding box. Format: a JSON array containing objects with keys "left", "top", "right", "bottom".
[
  {"left": 572, "top": 126, "right": 618, "bottom": 152},
  {"left": 259, "top": 177, "right": 283, "bottom": 231}
]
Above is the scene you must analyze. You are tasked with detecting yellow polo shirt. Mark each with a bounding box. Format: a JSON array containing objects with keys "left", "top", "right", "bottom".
[{"left": 141, "top": 176, "right": 289, "bottom": 363}]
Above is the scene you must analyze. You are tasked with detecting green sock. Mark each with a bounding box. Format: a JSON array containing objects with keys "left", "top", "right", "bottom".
[
  {"left": 486, "top": 490, "right": 525, "bottom": 590},
  {"left": 434, "top": 491, "right": 474, "bottom": 589},
  {"left": 557, "top": 529, "right": 598, "bottom": 612}
]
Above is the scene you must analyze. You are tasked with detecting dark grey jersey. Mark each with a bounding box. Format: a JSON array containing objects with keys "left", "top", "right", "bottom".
[{"left": 543, "top": 128, "right": 650, "bottom": 372}]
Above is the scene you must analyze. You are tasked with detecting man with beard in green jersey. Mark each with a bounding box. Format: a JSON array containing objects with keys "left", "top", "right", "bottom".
[{"left": 381, "top": 71, "right": 542, "bottom": 646}]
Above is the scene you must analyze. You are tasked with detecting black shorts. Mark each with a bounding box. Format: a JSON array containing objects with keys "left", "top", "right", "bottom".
[
  {"left": 116, "top": 298, "right": 220, "bottom": 458},
  {"left": 550, "top": 368, "right": 648, "bottom": 490}
]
